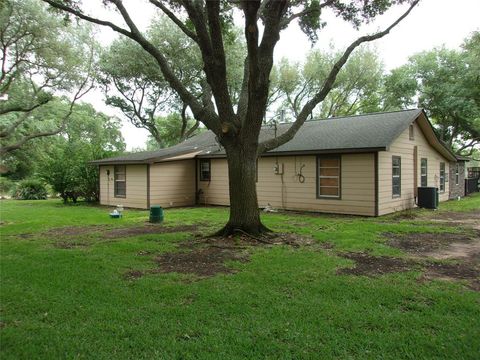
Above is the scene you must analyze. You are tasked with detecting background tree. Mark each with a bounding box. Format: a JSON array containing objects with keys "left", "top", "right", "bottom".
[
  {"left": 41, "top": 103, "right": 125, "bottom": 203},
  {"left": 384, "top": 32, "right": 480, "bottom": 155},
  {"left": 43, "top": 0, "right": 420, "bottom": 235},
  {"left": 144, "top": 114, "right": 204, "bottom": 150},
  {"left": 270, "top": 46, "right": 385, "bottom": 120},
  {"left": 0, "top": 0, "right": 97, "bottom": 156}
]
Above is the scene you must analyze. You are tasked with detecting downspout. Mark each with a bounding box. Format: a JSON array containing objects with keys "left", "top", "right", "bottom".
[
  {"left": 194, "top": 158, "right": 199, "bottom": 205},
  {"left": 146, "top": 164, "right": 150, "bottom": 209},
  {"left": 374, "top": 152, "right": 379, "bottom": 216}
]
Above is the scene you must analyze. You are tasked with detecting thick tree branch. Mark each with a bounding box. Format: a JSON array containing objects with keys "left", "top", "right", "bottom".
[
  {"left": 148, "top": 0, "right": 199, "bottom": 43},
  {"left": 241, "top": 0, "right": 288, "bottom": 140},
  {"left": 259, "top": 0, "right": 420, "bottom": 153},
  {"left": 205, "top": 1, "right": 236, "bottom": 124},
  {"left": 456, "top": 138, "right": 479, "bottom": 153},
  {"left": 0, "top": 97, "right": 51, "bottom": 116}
]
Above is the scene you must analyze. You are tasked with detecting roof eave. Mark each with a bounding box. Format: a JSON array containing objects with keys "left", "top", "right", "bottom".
[
  {"left": 197, "top": 147, "right": 387, "bottom": 159},
  {"left": 416, "top": 111, "right": 458, "bottom": 162}
]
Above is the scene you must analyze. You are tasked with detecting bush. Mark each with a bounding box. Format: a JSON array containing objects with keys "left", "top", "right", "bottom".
[
  {"left": 0, "top": 177, "right": 15, "bottom": 196},
  {"left": 12, "top": 179, "right": 48, "bottom": 200}
]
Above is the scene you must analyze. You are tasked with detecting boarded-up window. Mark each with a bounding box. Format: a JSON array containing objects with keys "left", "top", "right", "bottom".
[
  {"left": 421, "top": 158, "right": 427, "bottom": 187},
  {"left": 392, "top": 156, "right": 401, "bottom": 197},
  {"left": 114, "top": 165, "right": 126, "bottom": 197},
  {"left": 409, "top": 124, "right": 414, "bottom": 140},
  {"left": 439, "top": 162, "right": 445, "bottom": 192},
  {"left": 455, "top": 164, "right": 459, "bottom": 185},
  {"left": 199, "top": 159, "right": 211, "bottom": 181},
  {"left": 317, "top": 156, "right": 340, "bottom": 198}
]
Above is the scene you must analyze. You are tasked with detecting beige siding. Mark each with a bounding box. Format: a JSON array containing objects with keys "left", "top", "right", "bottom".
[
  {"left": 378, "top": 121, "right": 450, "bottom": 215},
  {"left": 198, "top": 154, "right": 376, "bottom": 216},
  {"left": 99, "top": 164, "right": 148, "bottom": 209},
  {"left": 150, "top": 160, "right": 196, "bottom": 208}
]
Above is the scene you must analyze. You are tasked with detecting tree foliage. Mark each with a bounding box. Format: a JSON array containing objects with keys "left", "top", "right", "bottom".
[
  {"left": 40, "top": 103, "right": 125, "bottom": 203},
  {"left": 385, "top": 32, "right": 480, "bottom": 155},
  {"left": 0, "top": 0, "right": 97, "bottom": 155},
  {"left": 270, "top": 46, "right": 385, "bottom": 120}
]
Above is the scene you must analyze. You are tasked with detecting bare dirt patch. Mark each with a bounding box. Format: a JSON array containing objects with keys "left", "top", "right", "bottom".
[
  {"left": 423, "top": 257, "right": 480, "bottom": 291},
  {"left": 54, "top": 240, "right": 89, "bottom": 249},
  {"left": 385, "top": 232, "right": 477, "bottom": 258},
  {"left": 338, "top": 251, "right": 479, "bottom": 291},
  {"left": 102, "top": 224, "right": 198, "bottom": 239},
  {"left": 426, "top": 210, "right": 480, "bottom": 230},
  {"left": 382, "top": 231, "right": 480, "bottom": 290},
  {"left": 13, "top": 224, "right": 199, "bottom": 243},
  {"left": 46, "top": 225, "right": 108, "bottom": 237},
  {"left": 10, "top": 225, "right": 108, "bottom": 240},
  {"left": 154, "top": 247, "right": 249, "bottom": 277},
  {"left": 337, "top": 252, "right": 417, "bottom": 276},
  {"left": 124, "top": 232, "right": 315, "bottom": 280}
]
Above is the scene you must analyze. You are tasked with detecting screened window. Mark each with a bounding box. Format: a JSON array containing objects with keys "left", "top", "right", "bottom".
[
  {"left": 455, "top": 164, "right": 459, "bottom": 185},
  {"left": 439, "top": 162, "right": 445, "bottom": 192},
  {"left": 392, "top": 156, "right": 401, "bottom": 197},
  {"left": 421, "top": 158, "right": 428, "bottom": 187},
  {"left": 409, "top": 124, "right": 414, "bottom": 140},
  {"left": 317, "top": 156, "right": 340, "bottom": 198},
  {"left": 199, "top": 159, "right": 211, "bottom": 181},
  {"left": 114, "top": 165, "right": 126, "bottom": 197}
]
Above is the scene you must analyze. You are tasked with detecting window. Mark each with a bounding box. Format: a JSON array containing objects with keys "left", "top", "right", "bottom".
[
  {"left": 409, "top": 124, "right": 414, "bottom": 140},
  {"left": 392, "top": 156, "right": 401, "bottom": 197},
  {"left": 455, "top": 164, "right": 459, "bottom": 185},
  {"left": 114, "top": 165, "right": 126, "bottom": 197},
  {"left": 317, "top": 156, "right": 341, "bottom": 198},
  {"left": 421, "top": 158, "right": 427, "bottom": 186},
  {"left": 199, "top": 159, "right": 211, "bottom": 181},
  {"left": 439, "top": 162, "right": 445, "bottom": 192}
]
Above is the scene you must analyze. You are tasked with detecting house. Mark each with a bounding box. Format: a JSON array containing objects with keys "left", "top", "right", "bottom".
[{"left": 92, "top": 109, "right": 462, "bottom": 216}]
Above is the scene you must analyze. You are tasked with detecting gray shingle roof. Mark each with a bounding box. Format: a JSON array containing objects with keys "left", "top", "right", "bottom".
[{"left": 92, "top": 109, "right": 424, "bottom": 164}]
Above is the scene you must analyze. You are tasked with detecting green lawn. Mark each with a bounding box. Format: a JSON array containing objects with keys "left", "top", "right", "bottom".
[{"left": 1, "top": 195, "right": 479, "bottom": 359}]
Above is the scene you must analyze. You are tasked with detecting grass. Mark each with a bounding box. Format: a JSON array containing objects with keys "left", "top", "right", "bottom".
[{"left": 1, "top": 194, "right": 479, "bottom": 359}]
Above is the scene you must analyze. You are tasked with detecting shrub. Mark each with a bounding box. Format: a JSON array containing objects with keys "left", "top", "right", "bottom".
[
  {"left": 0, "top": 177, "right": 15, "bottom": 196},
  {"left": 12, "top": 179, "right": 48, "bottom": 200}
]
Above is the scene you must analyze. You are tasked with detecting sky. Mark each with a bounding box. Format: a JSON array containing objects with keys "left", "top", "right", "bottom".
[{"left": 80, "top": 0, "right": 480, "bottom": 150}]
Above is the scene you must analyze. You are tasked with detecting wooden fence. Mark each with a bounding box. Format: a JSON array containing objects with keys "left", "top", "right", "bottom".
[{"left": 465, "top": 177, "right": 479, "bottom": 196}]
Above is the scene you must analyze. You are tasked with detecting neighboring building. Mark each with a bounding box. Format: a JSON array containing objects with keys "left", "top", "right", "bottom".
[
  {"left": 449, "top": 156, "right": 468, "bottom": 199},
  {"left": 92, "top": 109, "right": 460, "bottom": 216}
]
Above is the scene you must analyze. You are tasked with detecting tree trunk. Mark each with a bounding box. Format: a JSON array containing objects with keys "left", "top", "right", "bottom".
[{"left": 215, "top": 143, "right": 270, "bottom": 236}]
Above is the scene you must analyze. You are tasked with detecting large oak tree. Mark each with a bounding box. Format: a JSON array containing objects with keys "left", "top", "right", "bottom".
[{"left": 43, "top": 0, "right": 420, "bottom": 235}]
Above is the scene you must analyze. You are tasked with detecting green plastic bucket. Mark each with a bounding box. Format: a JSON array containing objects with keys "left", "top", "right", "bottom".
[{"left": 149, "top": 205, "right": 164, "bottom": 223}]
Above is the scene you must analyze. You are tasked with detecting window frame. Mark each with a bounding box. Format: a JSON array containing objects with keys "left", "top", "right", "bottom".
[
  {"left": 455, "top": 164, "right": 459, "bottom": 185},
  {"left": 199, "top": 159, "right": 211, "bottom": 182},
  {"left": 409, "top": 124, "right": 415, "bottom": 140},
  {"left": 114, "top": 165, "right": 126, "bottom": 198},
  {"left": 392, "top": 156, "right": 401, "bottom": 198},
  {"left": 316, "top": 155, "right": 341, "bottom": 199},
  {"left": 420, "top": 158, "right": 428, "bottom": 187},
  {"left": 439, "top": 162, "right": 445, "bottom": 192}
]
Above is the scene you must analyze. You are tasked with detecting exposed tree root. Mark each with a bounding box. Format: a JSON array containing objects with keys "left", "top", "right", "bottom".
[{"left": 213, "top": 222, "right": 273, "bottom": 241}]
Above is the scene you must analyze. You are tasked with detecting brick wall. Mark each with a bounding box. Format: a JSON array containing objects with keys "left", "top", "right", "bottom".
[{"left": 449, "top": 161, "right": 466, "bottom": 199}]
